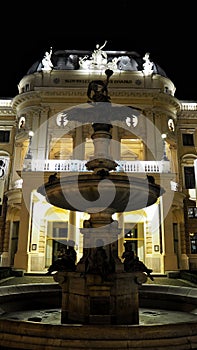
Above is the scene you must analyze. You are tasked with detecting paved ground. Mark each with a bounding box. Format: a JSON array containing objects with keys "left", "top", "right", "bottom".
[
  {"left": 0, "top": 273, "right": 197, "bottom": 287},
  {"left": 0, "top": 275, "right": 55, "bottom": 286}
]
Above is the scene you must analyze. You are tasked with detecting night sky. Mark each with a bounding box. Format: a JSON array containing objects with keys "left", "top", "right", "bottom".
[{"left": 1, "top": 1, "right": 196, "bottom": 101}]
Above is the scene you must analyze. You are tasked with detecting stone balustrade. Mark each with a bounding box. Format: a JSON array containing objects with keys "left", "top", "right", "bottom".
[{"left": 24, "top": 159, "right": 171, "bottom": 173}]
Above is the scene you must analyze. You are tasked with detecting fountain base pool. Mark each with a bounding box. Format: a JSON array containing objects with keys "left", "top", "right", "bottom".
[{"left": 0, "top": 282, "right": 197, "bottom": 350}]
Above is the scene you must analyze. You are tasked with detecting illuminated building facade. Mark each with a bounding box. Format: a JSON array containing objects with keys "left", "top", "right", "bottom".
[{"left": 0, "top": 46, "right": 197, "bottom": 274}]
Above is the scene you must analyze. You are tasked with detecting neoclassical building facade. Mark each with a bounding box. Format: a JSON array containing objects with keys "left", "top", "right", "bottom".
[{"left": 0, "top": 45, "right": 197, "bottom": 274}]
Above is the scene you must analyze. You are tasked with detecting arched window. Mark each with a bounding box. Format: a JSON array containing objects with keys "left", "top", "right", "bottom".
[
  {"left": 181, "top": 154, "right": 197, "bottom": 189},
  {"left": 184, "top": 166, "right": 195, "bottom": 189}
]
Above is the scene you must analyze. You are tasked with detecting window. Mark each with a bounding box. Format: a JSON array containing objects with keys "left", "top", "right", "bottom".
[
  {"left": 0, "top": 131, "right": 10, "bottom": 143},
  {"left": 182, "top": 134, "right": 194, "bottom": 146},
  {"left": 10, "top": 221, "right": 19, "bottom": 265},
  {"left": 125, "top": 228, "right": 137, "bottom": 238},
  {"left": 188, "top": 207, "right": 197, "bottom": 218},
  {"left": 190, "top": 233, "right": 197, "bottom": 254},
  {"left": 53, "top": 225, "right": 68, "bottom": 239},
  {"left": 25, "top": 84, "right": 30, "bottom": 91},
  {"left": 184, "top": 166, "right": 195, "bottom": 189},
  {"left": 124, "top": 224, "right": 138, "bottom": 254},
  {"left": 52, "top": 222, "right": 68, "bottom": 262}
]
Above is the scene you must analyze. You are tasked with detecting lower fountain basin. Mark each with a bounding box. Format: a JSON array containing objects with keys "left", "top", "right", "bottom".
[
  {"left": 38, "top": 173, "right": 164, "bottom": 213},
  {"left": 0, "top": 283, "right": 197, "bottom": 350}
]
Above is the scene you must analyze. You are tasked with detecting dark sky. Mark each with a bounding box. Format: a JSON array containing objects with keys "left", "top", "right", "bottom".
[{"left": 1, "top": 2, "right": 196, "bottom": 101}]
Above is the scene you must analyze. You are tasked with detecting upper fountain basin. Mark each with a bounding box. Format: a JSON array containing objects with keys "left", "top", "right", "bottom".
[{"left": 37, "top": 172, "right": 164, "bottom": 213}]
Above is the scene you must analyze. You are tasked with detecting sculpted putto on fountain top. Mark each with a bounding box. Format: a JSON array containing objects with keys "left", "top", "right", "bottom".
[{"left": 87, "top": 68, "right": 113, "bottom": 103}]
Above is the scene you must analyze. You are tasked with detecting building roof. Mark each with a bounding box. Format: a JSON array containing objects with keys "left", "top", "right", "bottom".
[{"left": 26, "top": 48, "right": 167, "bottom": 77}]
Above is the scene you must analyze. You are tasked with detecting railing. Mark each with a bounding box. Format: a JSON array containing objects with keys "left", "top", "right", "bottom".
[
  {"left": 181, "top": 102, "right": 197, "bottom": 111},
  {"left": 31, "top": 159, "right": 87, "bottom": 172},
  {"left": 23, "top": 159, "right": 171, "bottom": 173}
]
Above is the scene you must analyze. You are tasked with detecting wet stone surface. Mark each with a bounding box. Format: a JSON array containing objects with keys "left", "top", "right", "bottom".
[{"left": 1, "top": 308, "right": 197, "bottom": 325}]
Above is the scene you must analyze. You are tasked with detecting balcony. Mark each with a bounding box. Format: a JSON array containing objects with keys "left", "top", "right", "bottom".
[{"left": 23, "top": 159, "right": 171, "bottom": 173}]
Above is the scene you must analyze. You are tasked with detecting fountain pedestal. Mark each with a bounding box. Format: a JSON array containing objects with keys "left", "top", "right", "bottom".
[
  {"left": 53, "top": 207, "right": 147, "bottom": 325},
  {"left": 53, "top": 208, "right": 148, "bottom": 325},
  {"left": 54, "top": 270, "right": 147, "bottom": 325}
]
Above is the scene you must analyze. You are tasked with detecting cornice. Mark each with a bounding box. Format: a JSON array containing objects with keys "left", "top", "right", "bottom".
[
  {"left": 152, "top": 93, "right": 181, "bottom": 112},
  {"left": 12, "top": 89, "right": 181, "bottom": 113},
  {"left": 0, "top": 108, "right": 15, "bottom": 117},
  {"left": 178, "top": 111, "right": 197, "bottom": 119},
  {"left": 12, "top": 92, "right": 42, "bottom": 112}
]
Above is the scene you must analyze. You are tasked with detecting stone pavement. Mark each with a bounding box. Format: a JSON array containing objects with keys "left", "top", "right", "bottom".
[{"left": 0, "top": 274, "right": 55, "bottom": 286}]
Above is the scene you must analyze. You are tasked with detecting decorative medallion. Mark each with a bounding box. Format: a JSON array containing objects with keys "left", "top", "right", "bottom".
[
  {"left": 126, "top": 115, "right": 138, "bottom": 127},
  {"left": 19, "top": 115, "right": 26, "bottom": 129},
  {"left": 56, "top": 113, "right": 68, "bottom": 127},
  {"left": 0, "top": 157, "right": 9, "bottom": 178},
  {"left": 168, "top": 118, "right": 175, "bottom": 131}
]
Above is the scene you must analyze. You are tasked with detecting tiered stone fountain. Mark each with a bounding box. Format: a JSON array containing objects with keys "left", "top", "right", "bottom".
[
  {"left": 1, "top": 70, "right": 197, "bottom": 350},
  {"left": 38, "top": 70, "right": 163, "bottom": 325}
]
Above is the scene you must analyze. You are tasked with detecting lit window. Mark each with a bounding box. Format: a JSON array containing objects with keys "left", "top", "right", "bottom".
[
  {"left": 188, "top": 207, "right": 197, "bottom": 218},
  {"left": 190, "top": 233, "right": 197, "bottom": 254}
]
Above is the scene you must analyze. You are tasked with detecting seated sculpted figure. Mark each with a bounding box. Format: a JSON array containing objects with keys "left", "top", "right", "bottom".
[
  {"left": 46, "top": 241, "right": 77, "bottom": 275},
  {"left": 91, "top": 41, "right": 108, "bottom": 68},
  {"left": 122, "top": 241, "right": 154, "bottom": 281}
]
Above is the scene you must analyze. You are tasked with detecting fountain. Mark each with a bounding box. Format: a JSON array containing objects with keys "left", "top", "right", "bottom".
[{"left": 37, "top": 69, "right": 164, "bottom": 326}]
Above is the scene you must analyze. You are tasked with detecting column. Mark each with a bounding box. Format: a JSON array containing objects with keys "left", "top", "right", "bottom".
[
  {"left": 144, "top": 109, "right": 163, "bottom": 161},
  {"left": 110, "top": 125, "right": 120, "bottom": 160},
  {"left": 180, "top": 222, "right": 189, "bottom": 270},
  {"left": 161, "top": 199, "right": 178, "bottom": 272},
  {"left": 1, "top": 220, "right": 10, "bottom": 266},
  {"left": 116, "top": 212, "right": 124, "bottom": 259},
  {"left": 13, "top": 173, "right": 45, "bottom": 271},
  {"left": 13, "top": 195, "right": 30, "bottom": 271},
  {"left": 36, "top": 108, "right": 49, "bottom": 159},
  {"left": 73, "top": 125, "right": 85, "bottom": 160},
  {"left": 29, "top": 110, "right": 39, "bottom": 160},
  {"left": 68, "top": 211, "right": 76, "bottom": 244},
  {"left": 11, "top": 141, "right": 25, "bottom": 185}
]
